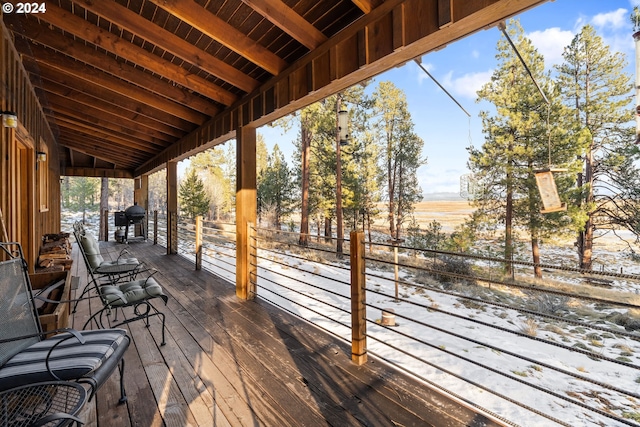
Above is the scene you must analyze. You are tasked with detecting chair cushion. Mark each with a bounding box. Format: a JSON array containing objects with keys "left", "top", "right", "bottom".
[
  {"left": 80, "top": 235, "right": 104, "bottom": 270},
  {"left": 95, "top": 257, "right": 140, "bottom": 274},
  {"left": 99, "top": 277, "right": 168, "bottom": 307},
  {"left": 0, "top": 329, "right": 128, "bottom": 391}
]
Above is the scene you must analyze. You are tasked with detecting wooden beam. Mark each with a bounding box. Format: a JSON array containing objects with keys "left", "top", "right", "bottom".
[
  {"left": 63, "top": 167, "right": 134, "bottom": 179},
  {"left": 30, "top": 4, "right": 238, "bottom": 106},
  {"left": 8, "top": 20, "right": 220, "bottom": 116},
  {"left": 44, "top": 100, "right": 174, "bottom": 146},
  {"left": 25, "top": 44, "right": 207, "bottom": 124},
  {"left": 35, "top": 82, "right": 185, "bottom": 139},
  {"left": 351, "top": 0, "right": 382, "bottom": 14},
  {"left": 27, "top": 65, "right": 195, "bottom": 132},
  {"left": 136, "top": 0, "right": 548, "bottom": 176},
  {"left": 148, "top": 0, "right": 287, "bottom": 75},
  {"left": 235, "top": 125, "right": 257, "bottom": 300},
  {"left": 76, "top": 0, "right": 259, "bottom": 94},
  {"left": 241, "top": 0, "right": 328, "bottom": 50}
]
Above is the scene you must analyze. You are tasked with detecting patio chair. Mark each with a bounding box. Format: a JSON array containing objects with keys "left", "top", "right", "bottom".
[
  {"left": 72, "top": 223, "right": 144, "bottom": 313},
  {"left": 75, "top": 239, "right": 169, "bottom": 346},
  {"left": 0, "top": 242, "right": 130, "bottom": 403}
]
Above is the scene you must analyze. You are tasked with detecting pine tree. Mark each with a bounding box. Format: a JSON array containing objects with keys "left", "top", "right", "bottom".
[
  {"left": 556, "top": 24, "right": 634, "bottom": 269},
  {"left": 372, "top": 81, "right": 425, "bottom": 241},
  {"left": 472, "top": 20, "right": 581, "bottom": 277},
  {"left": 258, "top": 144, "right": 295, "bottom": 228},
  {"left": 179, "top": 168, "right": 210, "bottom": 219}
]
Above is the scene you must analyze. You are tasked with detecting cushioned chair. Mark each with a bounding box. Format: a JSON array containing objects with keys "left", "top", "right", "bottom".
[
  {"left": 72, "top": 229, "right": 168, "bottom": 346},
  {"left": 0, "top": 242, "right": 130, "bottom": 403},
  {"left": 73, "top": 222, "right": 144, "bottom": 313}
]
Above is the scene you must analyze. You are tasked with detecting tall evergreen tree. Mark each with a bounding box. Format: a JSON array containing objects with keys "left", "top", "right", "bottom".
[
  {"left": 556, "top": 24, "right": 634, "bottom": 269},
  {"left": 472, "top": 20, "right": 581, "bottom": 277},
  {"left": 372, "top": 81, "right": 425, "bottom": 241},
  {"left": 258, "top": 145, "right": 295, "bottom": 228},
  {"left": 179, "top": 168, "right": 210, "bottom": 219}
]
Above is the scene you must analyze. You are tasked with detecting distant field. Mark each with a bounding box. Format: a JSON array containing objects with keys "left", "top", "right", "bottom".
[{"left": 375, "top": 200, "right": 475, "bottom": 231}]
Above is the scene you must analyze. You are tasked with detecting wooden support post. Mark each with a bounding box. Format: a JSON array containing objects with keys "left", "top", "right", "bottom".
[
  {"left": 195, "top": 215, "right": 202, "bottom": 270},
  {"left": 134, "top": 174, "right": 149, "bottom": 239},
  {"left": 166, "top": 161, "right": 178, "bottom": 255},
  {"left": 236, "top": 125, "right": 257, "bottom": 300},
  {"left": 350, "top": 230, "right": 367, "bottom": 365},
  {"left": 153, "top": 210, "right": 158, "bottom": 245},
  {"left": 103, "top": 209, "right": 109, "bottom": 242}
]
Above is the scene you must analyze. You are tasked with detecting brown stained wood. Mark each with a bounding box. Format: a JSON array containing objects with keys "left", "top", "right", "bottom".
[
  {"left": 29, "top": 52, "right": 208, "bottom": 125},
  {"left": 66, "top": 238, "right": 506, "bottom": 427},
  {"left": 8, "top": 19, "right": 220, "bottom": 116},
  {"left": 439, "top": 0, "right": 453, "bottom": 27},
  {"left": 78, "top": 0, "right": 259, "bottom": 94},
  {"left": 241, "top": 0, "right": 328, "bottom": 50},
  {"left": 148, "top": 0, "right": 288, "bottom": 75},
  {"left": 32, "top": 4, "right": 238, "bottom": 106},
  {"left": 30, "top": 69, "right": 194, "bottom": 132},
  {"left": 127, "top": 321, "right": 197, "bottom": 426}
]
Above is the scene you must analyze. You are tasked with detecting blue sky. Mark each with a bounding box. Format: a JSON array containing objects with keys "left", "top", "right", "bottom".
[{"left": 256, "top": 0, "right": 640, "bottom": 195}]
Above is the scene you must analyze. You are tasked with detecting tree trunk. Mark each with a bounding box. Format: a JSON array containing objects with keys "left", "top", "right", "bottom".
[
  {"left": 99, "top": 177, "right": 109, "bottom": 241},
  {"left": 299, "top": 123, "right": 310, "bottom": 246},
  {"left": 531, "top": 236, "right": 542, "bottom": 278},
  {"left": 324, "top": 216, "right": 331, "bottom": 243},
  {"left": 505, "top": 158, "right": 514, "bottom": 277},
  {"left": 335, "top": 95, "right": 344, "bottom": 257}
]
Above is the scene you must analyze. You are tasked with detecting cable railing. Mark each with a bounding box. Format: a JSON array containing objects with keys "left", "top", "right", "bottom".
[
  {"left": 141, "top": 217, "right": 640, "bottom": 426},
  {"left": 243, "top": 225, "right": 640, "bottom": 427}
]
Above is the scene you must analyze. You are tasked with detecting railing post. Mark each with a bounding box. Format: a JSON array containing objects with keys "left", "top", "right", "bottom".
[
  {"left": 195, "top": 215, "right": 202, "bottom": 271},
  {"left": 350, "top": 230, "right": 367, "bottom": 365},
  {"left": 153, "top": 210, "right": 158, "bottom": 245}
]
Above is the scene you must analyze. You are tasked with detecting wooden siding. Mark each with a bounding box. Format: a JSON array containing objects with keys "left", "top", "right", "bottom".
[{"left": 1, "top": 22, "right": 60, "bottom": 269}]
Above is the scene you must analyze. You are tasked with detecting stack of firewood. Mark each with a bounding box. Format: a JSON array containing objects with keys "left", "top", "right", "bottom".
[{"left": 37, "top": 232, "right": 72, "bottom": 272}]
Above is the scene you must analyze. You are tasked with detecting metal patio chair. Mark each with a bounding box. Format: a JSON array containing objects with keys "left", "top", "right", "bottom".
[{"left": 0, "top": 242, "right": 130, "bottom": 404}]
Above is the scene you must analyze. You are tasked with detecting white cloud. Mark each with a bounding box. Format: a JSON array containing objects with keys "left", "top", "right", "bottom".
[
  {"left": 592, "top": 8, "right": 628, "bottom": 29},
  {"left": 416, "top": 61, "right": 435, "bottom": 85},
  {"left": 527, "top": 27, "right": 574, "bottom": 67},
  {"left": 442, "top": 70, "right": 493, "bottom": 99}
]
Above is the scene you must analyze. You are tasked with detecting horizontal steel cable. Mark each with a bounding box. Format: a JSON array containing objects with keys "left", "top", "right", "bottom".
[
  {"left": 253, "top": 252, "right": 351, "bottom": 288},
  {"left": 254, "top": 233, "right": 350, "bottom": 258},
  {"left": 253, "top": 262, "right": 351, "bottom": 302},
  {"left": 252, "top": 244, "right": 352, "bottom": 274},
  {"left": 367, "top": 286, "right": 640, "bottom": 370},
  {"left": 368, "top": 241, "right": 640, "bottom": 280},
  {"left": 365, "top": 299, "right": 640, "bottom": 400},
  {"left": 365, "top": 269, "right": 640, "bottom": 340},
  {"left": 365, "top": 319, "right": 636, "bottom": 427},
  {"left": 254, "top": 276, "right": 351, "bottom": 329},
  {"left": 366, "top": 255, "right": 640, "bottom": 310}
]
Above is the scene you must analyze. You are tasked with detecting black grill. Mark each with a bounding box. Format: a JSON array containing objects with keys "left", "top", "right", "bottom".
[{"left": 114, "top": 203, "right": 146, "bottom": 243}]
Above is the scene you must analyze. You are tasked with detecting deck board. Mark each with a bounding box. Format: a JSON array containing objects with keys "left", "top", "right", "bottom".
[{"left": 67, "top": 240, "right": 503, "bottom": 427}]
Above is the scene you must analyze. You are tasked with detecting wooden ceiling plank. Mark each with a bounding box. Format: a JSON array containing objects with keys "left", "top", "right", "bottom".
[
  {"left": 59, "top": 137, "right": 142, "bottom": 168},
  {"left": 47, "top": 100, "right": 174, "bottom": 146},
  {"left": 148, "top": 0, "right": 287, "bottom": 75},
  {"left": 36, "top": 81, "right": 183, "bottom": 139},
  {"left": 241, "top": 0, "right": 327, "bottom": 50},
  {"left": 32, "top": 4, "right": 238, "bottom": 106},
  {"left": 55, "top": 116, "right": 157, "bottom": 157},
  {"left": 9, "top": 18, "right": 220, "bottom": 117},
  {"left": 26, "top": 60, "right": 196, "bottom": 132},
  {"left": 27, "top": 43, "right": 207, "bottom": 124},
  {"left": 77, "top": 0, "right": 259, "bottom": 94},
  {"left": 52, "top": 114, "right": 166, "bottom": 153}
]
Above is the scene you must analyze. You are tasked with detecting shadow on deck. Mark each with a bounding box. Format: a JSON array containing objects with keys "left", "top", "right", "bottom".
[{"left": 70, "top": 240, "right": 501, "bottom": 427}]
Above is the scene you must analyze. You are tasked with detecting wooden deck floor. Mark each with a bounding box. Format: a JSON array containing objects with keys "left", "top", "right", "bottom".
[{"left": 68, "top": 240, "right": 502, "bottom": 427}]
